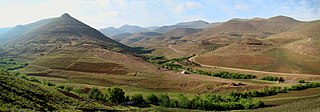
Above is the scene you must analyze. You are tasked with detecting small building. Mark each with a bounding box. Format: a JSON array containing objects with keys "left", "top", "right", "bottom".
[
  {"left": 181, "top": 70, "right": 189, "bottom": 74},
  {"left": 230, "top": 82, "right": 239, "bottom": 86},
  {"left": 277, "top": 77, "right": 285, "bottom": 83}
]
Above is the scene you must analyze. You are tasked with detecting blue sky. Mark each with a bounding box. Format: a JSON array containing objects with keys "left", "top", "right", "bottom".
[{"left": 0, "top": 0, "right": 319, "bottom": 28}]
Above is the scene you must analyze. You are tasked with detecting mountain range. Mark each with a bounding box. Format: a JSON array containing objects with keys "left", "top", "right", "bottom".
[
  {"left": 1, "top": 12, "right": 320, "bottom": 111},
  {"left": 98, "top": 20, "right": 220, "bottom": 37},
  {"left": 1, "top": 13, "right": 320, "bottom": 75}
]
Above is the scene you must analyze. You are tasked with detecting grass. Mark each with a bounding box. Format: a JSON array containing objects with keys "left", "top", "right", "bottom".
[
  {"left": 0, "top": 71, "right": 108, "bottom": 111},
  {"left": 250, "top": 94, "right": 320, "bottom": 112},
  {"left": 1, "top": 55, "right": 320, "bottom": 111},
  {"left": 195, "top": 47, "right": 320, "bottom": 75}
]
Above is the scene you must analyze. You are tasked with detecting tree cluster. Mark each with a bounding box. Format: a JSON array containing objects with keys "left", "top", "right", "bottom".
[{"left": 260, "top": 76, "right": 279, "bottom": 81}]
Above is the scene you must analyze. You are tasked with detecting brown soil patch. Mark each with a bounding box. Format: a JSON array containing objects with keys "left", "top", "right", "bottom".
[
  {"left": 53, "top": 62, "right": 127, "bottom": 74},
  {"left": 26, "top": 73, "right": 68, "bottom": 78}
]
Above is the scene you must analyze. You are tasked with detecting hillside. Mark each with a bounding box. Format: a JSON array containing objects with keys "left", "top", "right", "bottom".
[
  {"left": 0, "top": 71, "right": 105, "bottom": 111},
  {"left": 165, "top": 16, "right": 304, "bottom": 55},
  {"left": 0, "top": 13, "right": 242, "bottom": 95},
  {"left": 2, "top": 13, "right": 137, "bottom": 58},
  {"left": 119, "top": 32, "right": 163, "bottom": 45},
  {"left": 0, "top": 19, "right": 53, "bottom": 44},
  {"left": 193, "top": 20, "right": 320, "bottom": 74},
  {"left": 0, "top": 27, "right": 12, "bottom": 36}
]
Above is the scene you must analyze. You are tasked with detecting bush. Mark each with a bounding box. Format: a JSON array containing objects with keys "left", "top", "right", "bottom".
[
  {"left": 260, "top": 76, "right": 278, "bottom": 81},
  {"left": 159, "top": 94, "right": 170, "bottom": 107},
  {"left": 298, "top": 79, "right": 305, "bottom": 83},
  {"left": 146, "top": 94, "right": 159, "bottom": 105},
  {"left": 88, "top": 87, "right": 105, "bottom": 101},
  {"left": 161, "top": 63, "right": 183, "bottom": 70},
  {"left": 73, "top": 88, "right": 82, "bottom": 95},
  {"left": 46, "top": 81, "right": 56, "bottom": 87},
  {"left": 211, "top": 71, "right": 256, "bottom": 79},
  {"left": 190, "top": 96, "right": 203, "bottom": 110},
  {"left": 57, "top": 85, "right": 65, "bottom": 90},
  {"left": 64, "top": 86, "right": 73, "bottom": 92},
  {"left": 148, "top": 55, "right": 165, "bottom": 60},
  {"left": 131, "top": 94, "right": 145, "bottom": 104},
  {"left": 177, "top": 94, "right": 190, "bottom": 108},
  {"left": 125, "top": 95, "right": 131, "bottom": 102},
  {"left": 105, "top": 87, "right": 125, "bottom": 104}
]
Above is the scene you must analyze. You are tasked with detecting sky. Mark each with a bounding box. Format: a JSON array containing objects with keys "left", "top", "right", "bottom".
[{"left": 0, "top": 0, "right": 320, "bottom": 29}]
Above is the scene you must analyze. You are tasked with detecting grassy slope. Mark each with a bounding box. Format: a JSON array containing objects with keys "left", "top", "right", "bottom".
[
  {"left": 251, "top": 94, "right": 320, "bottom": 112},
  {"left": 195, "top": 47, "right": 320, "bottom": 75},
  {"left": 0, "top": 72, "right": 106, "bottom": 111}
]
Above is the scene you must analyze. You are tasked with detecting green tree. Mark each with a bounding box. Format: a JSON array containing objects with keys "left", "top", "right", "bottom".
[
  {"left": 159, "top": 94, "right": 170, "bottom": 107},
  {"left": 146, "top": 94, "right": 159, "bottom": 105},
  {"left": 131, "top": 94, "right": 145, "bottom": 104},
  {"left": 88, "top": 87, "right": 105, "bottom": 101},
  {"left": 298, "top": 79, "right": 305, "bottom": 83},
  {"left": 191, "top": 95, "right": 203, "bottom": 109},
  {"left": 105, "top": 87, "right": 125, "bottom": 104},
  {"left": 177, "top": 94, "right": 190, "bottom": 108}
]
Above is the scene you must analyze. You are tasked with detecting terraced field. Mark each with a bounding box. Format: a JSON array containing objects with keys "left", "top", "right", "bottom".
[{"left": 195, "top": 48, "right": 320, "bottom": 75}]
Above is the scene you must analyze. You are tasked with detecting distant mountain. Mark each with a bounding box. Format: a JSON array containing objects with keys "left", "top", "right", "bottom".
[
  {"left": 119, "top": 32, "right": 163, "bottom": 45},
  {"left": 203, "top": 22, "right": 222, "bottom": 29},
  {"left": 0, "top": 18, "right": 53, "bottom": 44},
  {"left": 99, "top": 27, "right": 127, "bottom": 37},
  {"left": 165, "top": 28, "right": 202, "bottom": 38},
  {"left": 182, "top": 15, "right": 303, "bottom": 41},
  {"left": 176, "top": 20, "right": 209, "bottom": 28},
  {"left": 145, "top": 26, "right": 160, "bottom": 31},
  {"left": 0, "top": 27, "right": 12, "bottom": 35},
  {"left": 2, "top": 13, "right": 135, "bottom": 57},
  {"left": 116, "top": 28, "right": 202, "bottom": 47},
  {"left": 155, "top": 20, "right": 210, "bottom": 32},
  {"left": 118, "top": 24, "right": 149, "bottom": 33}
]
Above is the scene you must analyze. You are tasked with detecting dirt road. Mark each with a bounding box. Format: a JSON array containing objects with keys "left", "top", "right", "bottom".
[{"left": 168, "top": 45, "right": 186, "bottom": 54}]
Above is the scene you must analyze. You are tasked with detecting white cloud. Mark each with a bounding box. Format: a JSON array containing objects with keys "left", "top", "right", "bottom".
[
  {"left": 235, "top": 4, "right": 248, "bottom": 11},
  {"left": 175, "top": 1, "right": 202, "bottom": 13}
]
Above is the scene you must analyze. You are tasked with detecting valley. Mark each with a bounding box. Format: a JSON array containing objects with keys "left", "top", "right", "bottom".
[{"left": 0, "top": 3, "right": 320, "bottom": 111}]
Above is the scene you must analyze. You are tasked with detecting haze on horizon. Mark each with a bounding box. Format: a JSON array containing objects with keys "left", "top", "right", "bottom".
[{"left": 1, "top": 0, "right": 320, "bottom": 28}]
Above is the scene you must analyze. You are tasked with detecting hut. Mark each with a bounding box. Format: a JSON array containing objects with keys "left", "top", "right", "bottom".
[
  {"left": 230, "top": 82, "right": 239, "bottom": 86},
  {"left": 277, "top": 77, "right": 285, "bottom": 83},
  {"left": 181, "top": 70, "right": 189, "bottom": 74}
]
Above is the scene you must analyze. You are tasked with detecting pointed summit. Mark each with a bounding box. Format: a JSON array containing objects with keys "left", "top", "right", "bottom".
[{"left": 61, "top": 13, "right": 72, "bottom": 18}]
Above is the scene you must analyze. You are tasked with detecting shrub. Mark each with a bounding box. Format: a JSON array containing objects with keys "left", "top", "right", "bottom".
[
  {"left": 159, "top": 94, "right": 170, "bottom": 107},
  {"left": 161, "top": 63, "right": 183, "bottom": 70},
  {"left": 177, "top": 94, "right": 190, "bottom": 108},
  {"left": 131, "top": 94, "right": 145, "bottom": 104},
  {"left": 125, "top": 95, "right": 131, "bottom": 102},
  {"left": 148, "top": 55, "right": 164, "bottom": 60},
  {"left": 190, "top": 96, "right": 203, "bottom": 110},
  {"left": 88, "top": 87, "right": 105, "bottom": 101},
  {"left": 105, "top": 87, "right": 125, "bottom": 104},
  {"left": 46, "top": 82, "right": 56, "bottom": 87},
  {"left": 64, "top": 86, "right": 73, "bottom": 92},
  {"left": 56, "top": 85, "right": 65, "bottom": 90},
  {"left": 146, "top": 94, "right": 159, "bottom": 105},
  {"left": 73, "top": 87, "right": 82, "bottom": 95},
  {"left": 260, "top": 76, "right": 278, "bottom": 81},
  {"left": 298, "top": 79, "right": 305, "bottom": 83}
]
